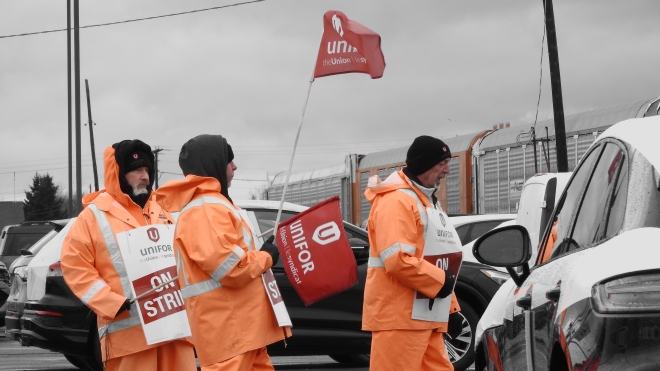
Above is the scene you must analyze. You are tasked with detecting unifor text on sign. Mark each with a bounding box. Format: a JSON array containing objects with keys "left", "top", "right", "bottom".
[
  {"left": 116, "top": 224, "right": 192, "bottom": 345},
  {"left": 275, "top": 196, "right": 357, "bottom": 306}
]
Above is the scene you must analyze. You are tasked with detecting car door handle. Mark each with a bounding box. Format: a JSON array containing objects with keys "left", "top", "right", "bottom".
[
  {"left": 516, "top": 294, "right": 532, "bottom": 310},
  {"left": 546, "top": 285, "right": 561, "bottom": 302}
]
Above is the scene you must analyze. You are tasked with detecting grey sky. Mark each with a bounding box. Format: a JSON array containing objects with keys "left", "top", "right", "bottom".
[{"left": 1, "top": 0, "right": 659, "bottom": 201}]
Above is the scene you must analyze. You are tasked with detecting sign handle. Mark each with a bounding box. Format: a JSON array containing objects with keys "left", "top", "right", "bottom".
[{"left": 130, "top": 275, "right": 179, "bottom": 304}]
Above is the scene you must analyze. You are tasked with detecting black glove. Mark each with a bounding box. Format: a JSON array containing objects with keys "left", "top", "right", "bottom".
[
  {"left": 436, "top": 270, "right": 455, "bottom": 299},
  {"left": 261, "top": 236, "right": 280, "bottom": 266},
  {"left": 447, "top": 312, "right": 463, "bottom": 339},
  {"left": 116, "top": 299, "right": 132, "bottom": 317}
]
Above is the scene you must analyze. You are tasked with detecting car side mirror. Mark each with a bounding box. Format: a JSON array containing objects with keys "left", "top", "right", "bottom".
[{"left": 472, "top": 225, "right": 532, "bottom": 286}]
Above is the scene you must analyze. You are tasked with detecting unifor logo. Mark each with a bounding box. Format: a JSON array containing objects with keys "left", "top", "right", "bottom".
[
  {"left": 132, "top": 153, "right": 139, "bottom": 159},
  {"left": 147, "top": 227, "right": 160, "bottom": 242},
  {"left": 439, "top": 213, "right": 446, "bottom": 227},
  {"left": 332, "top": 14, "right": 344, "bottom": 37},
  {"left": 312, "top": 222, "right": 341, "bottom": 245}
]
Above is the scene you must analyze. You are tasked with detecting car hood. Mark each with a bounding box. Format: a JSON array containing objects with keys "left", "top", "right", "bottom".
[{"left": 26, "top": 219, "right": 76, "bottom": 301}]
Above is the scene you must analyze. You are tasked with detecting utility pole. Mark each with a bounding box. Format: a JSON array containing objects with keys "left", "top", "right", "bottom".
[
  {"left": 85, "top": 79, "right": 99, "bottom": 191},
  {"left": 153, "top": 148, "right": 163, "bottom": 189},
  {"left": 544, "top": 0, "right": 569, "bottom": 172},
  {"left": 67, "top": 0, "right": 73, "bottom": 217},
  {"left": 74, "top": 0, "right": 82, "bottom": 211}
]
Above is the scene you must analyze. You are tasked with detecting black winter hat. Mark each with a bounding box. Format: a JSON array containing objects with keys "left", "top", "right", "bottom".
[
  {"left": 405, "top": 135, "right": 452, "bottom": 175},
  {"left": 124, "top": 150, "right": 153, "bottom": 173}
]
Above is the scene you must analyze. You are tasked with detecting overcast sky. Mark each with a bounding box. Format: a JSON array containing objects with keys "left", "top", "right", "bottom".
[{"left": 1, "top": 0, "right": 659, "bottom": 202}]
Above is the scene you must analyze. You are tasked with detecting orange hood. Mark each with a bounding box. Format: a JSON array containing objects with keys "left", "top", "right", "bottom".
[
  {"left": 155, "top": 175, "right": 224, "bottom": 213},
  {"left": 82, "top": 146, "right": 138, "bottom": 208}
]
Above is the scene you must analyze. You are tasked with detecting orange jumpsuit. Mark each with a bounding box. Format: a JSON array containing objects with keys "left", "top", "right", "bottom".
[
  {"left": 363, "top": 170, "right": 460, "bottom": 371},
  {"left": 60, "top": 146, "right": 196, "bottom": 371},
  {"left": 156, "top": 175, "right": 290, "bottom": 371}
]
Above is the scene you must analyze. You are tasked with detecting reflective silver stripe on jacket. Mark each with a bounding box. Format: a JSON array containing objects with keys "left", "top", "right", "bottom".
[
  {"left": 397, "top": 188, "right": 428, "bottom": 236},
  {"left": 177, "top": 197, "right": 248, "bottom": 299},
  {"left": 368, "top": 243, "right": 417, "bottom": 268},
  {"left": 87, "top": 204, "right": 141, "bottom": 337},
  {"left": 211, "top": 246, "right": 245, "bottom": 281},
  {"left": 81, "top": 280, "right": 107, "bottom": 304}
]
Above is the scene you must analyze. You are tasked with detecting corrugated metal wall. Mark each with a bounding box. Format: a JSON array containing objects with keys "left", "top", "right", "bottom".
[
  {"left": 267, "top": 175, "right": 351, "bottom": 221},
  {"left": 445, "top": 157, "right": 461, "bottom": 214},
  {"left": 476, "top": 132, "right": 599, "bottom": 214}
]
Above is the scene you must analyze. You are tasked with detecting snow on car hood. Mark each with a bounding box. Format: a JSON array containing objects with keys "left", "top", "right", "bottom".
[{"left": 26, "top": 218, "right": 76, "bottom": 301}]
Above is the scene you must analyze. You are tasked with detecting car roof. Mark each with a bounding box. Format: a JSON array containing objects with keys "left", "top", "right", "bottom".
[
  {"left": 597, "top": 116, "right": 660, "bottom": 170},
  {"left": 449, "top": 213, "right": 517, "bottom": 227}
]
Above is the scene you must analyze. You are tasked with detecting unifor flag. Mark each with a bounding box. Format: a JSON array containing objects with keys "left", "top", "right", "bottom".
[
  {"left": 275, "top": 196, "right": 358, "bottom": 306},
  {"left": 313, "top": 10, "right": 385, "bottom": 79}
]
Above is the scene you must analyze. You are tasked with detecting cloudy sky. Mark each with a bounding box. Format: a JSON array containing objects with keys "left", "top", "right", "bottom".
[{"left": 1, "top": 0, "right": 658, "bottom": 203}]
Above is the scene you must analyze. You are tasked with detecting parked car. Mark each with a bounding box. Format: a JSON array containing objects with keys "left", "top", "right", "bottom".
[
  {"left": 0, "top": 221, "right": 55, "bottom": 267},
  {"left": 471, "top": 117, "right": 660, "bottom": 370},
  {"left": 4, "top": 219, "right": 70, "bottom": 341},
  {"left": 0, "top": 262, "right": 9, "bottom": 325},
  {"left": 0, "top": 221, "right": 56, "bottom": 327},
  {"left": 19, "top": 200, "right": 509, "bottom": 371}
]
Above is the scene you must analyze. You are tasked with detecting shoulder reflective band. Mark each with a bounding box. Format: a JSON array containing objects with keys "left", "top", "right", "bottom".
[
  {"left": 88, "top": 204, "right": 141, "bottom": 336},
  {"left": 368, "top": 243, "right": 417, "bottom": 268},
  {"left": 177, "top": 197, "right": 248, "bottom": 299},
  {"left": 397, "top": 188, "right": 428, "bottom": 236},
  {"left": 180, "top": 196, "right": 254, "bottom": 250}
]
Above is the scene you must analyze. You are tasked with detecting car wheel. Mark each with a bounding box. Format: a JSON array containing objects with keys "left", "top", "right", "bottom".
[
  {"left": 329, "top": 353, "right": 370, "bottom": 366},
  {"left": 446, "top": 298, "right": 477, "bottom": 371}
]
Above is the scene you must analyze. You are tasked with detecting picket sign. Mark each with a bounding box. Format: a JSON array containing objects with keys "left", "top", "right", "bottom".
[
  {"left": 237, "top": 209, "right": 292, "bottom": 328},
  {"left": 116, "top": 224, "right": 192, "bottom": 345},
  {"left": 411, "top": 207, "right": 463, "bottom": 322}
]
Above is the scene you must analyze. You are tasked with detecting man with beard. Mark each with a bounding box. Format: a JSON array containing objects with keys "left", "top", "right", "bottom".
[
  {"left": 156, "top": 134, "right": 289, "bottom": 371},
  {"left": 60, "top": 139, "right": 196, "bottom": 371}
]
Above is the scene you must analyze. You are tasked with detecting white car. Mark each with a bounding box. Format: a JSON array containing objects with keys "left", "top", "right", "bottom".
[{"left": 471, "top": 117, "right": 660, "bottom": 370}]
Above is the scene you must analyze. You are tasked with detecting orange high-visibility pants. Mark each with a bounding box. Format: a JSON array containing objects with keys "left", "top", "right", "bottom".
[
  {"left": 203, "top": 347, "right": 274, "bottom": 371},
  {"left": 371, "top": 329, "right": 454, "bottom": 371},
  {"left": 104, "top": 340, "right": 196, "bottom": 371}
]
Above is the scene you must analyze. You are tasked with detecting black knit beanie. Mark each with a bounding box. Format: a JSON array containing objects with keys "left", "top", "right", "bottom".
[{"left": 405, "top": 135, "right": 452, "bottom": 175}]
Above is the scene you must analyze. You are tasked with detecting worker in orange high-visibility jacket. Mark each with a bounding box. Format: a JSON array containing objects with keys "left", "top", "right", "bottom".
[
  {"left": 363, "top": 135, "right": 464, "bottom": 371},
  {"left": 60, "top": 140, "right": 196, "bottom": 371},
  {"left": 156, "top": 134, "right": 290, "bottom": 371}
]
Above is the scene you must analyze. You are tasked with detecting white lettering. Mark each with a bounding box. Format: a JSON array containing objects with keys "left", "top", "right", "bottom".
[
  {"left": 302, "top": 261, "right": 315, "bottom": 274},
  {"left": 144, "top": 301, "right": 158, "bottom": 317},
  {"left": 268, "top": 281, "right": 279, "bottom": 299}
]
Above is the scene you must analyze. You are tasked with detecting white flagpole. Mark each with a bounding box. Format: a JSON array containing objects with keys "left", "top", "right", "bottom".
[{"left": 270, "top": 76, "right": 314, "bottom": 238}]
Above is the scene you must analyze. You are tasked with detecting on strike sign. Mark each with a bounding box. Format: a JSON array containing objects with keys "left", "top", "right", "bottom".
[
  {"left": 116, "top": 225, "right": 191, "bottom": 345},
  {"left": 276, "top": 196, "right": 357, "bottom": 305}
]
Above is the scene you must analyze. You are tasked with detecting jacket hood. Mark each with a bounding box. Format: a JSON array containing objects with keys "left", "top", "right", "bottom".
[
  {"left": 179, "top": 134, "right": 232, "bottom": 202},
  {"left": 364, "top": 170, "right": 432, "bottom": 207},
  {"left": 85, "top": 141, "right": 155, "bottom": 208},
  {"left": 156, "top": 175, "right": 222, "bottom": 212}
]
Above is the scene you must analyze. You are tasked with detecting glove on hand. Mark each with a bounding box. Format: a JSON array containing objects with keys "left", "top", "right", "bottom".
[
  {"left": 116, "top": 299, "right": 132, "bottom": 317},
  {"left": 447, "top": 312, "right": 463, "bottom": 339},
  {"left": 436, "top": 270, "right": 456, "bottom": 299},
  {"left": 261, "top": 236, "right": 280, "bottom": 266}
]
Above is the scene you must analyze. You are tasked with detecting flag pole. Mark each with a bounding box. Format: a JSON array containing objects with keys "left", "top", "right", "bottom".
[
  {"left": 268, "top": 29, "right": 323, "bottom": 240},
  {"left": 271, "top": 77, "right": 314, "bottom": 238}
]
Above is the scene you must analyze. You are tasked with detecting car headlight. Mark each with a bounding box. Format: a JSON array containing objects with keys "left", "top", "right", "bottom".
[
  {"left": 592, "top": 271, "right": 660, "bottom": 313},
  {"left": 480, "top": 269, "right": 510, "bottom": 286}
]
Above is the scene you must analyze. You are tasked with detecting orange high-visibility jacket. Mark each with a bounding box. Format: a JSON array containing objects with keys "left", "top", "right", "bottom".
[
  {"left": 362, "top": 170, "right": 460, "bottom": 332},
  {"left": 60, "top": 147, "right": 192, "bottom": 361},
  {"left": 156, "top": 175, "right": 290, "bottom": 366}
]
